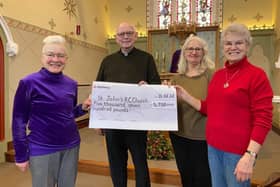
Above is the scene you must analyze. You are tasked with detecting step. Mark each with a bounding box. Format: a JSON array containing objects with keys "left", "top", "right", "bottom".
[
  {"left": 78, "top": 159, "right": 280, "bottom": 187},
  {"left": 78, "top": 159, "right": 181, "bottom": 185},
  {"left": 5, "top": 149, "right": 15, "bottom": 162}
]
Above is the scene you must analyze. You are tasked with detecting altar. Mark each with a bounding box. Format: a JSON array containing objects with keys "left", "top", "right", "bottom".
[{"left": 147, "top": 25, "right": 221, "bottom": 73}]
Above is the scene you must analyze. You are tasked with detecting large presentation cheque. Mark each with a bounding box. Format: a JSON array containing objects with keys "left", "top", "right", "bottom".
[{"left": 89, "top": 81, "right": 178, "bottom": 130}]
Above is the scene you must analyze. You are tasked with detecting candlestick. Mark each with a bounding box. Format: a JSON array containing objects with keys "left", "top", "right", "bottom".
[
  {"left": 276, "top": 53, "right": 280, "bottom": 69},
  {"left": 161, "top": 51, "right": 166, "bottom": 73},
  {"left": 155, "top": 51, "right": 159, "bottom": 60},
  {"left": 154, "top": 51, "right": 160, "bottom": 70}
]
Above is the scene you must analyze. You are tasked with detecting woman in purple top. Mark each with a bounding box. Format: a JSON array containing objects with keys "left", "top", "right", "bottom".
[{"left": 12, "top": 35, "right": 91, "bottom": 187}]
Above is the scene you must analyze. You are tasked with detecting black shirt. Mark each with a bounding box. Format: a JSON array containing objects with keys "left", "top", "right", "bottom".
[{"left": 96, "top": 47, "right": 161, "bottom": 84}]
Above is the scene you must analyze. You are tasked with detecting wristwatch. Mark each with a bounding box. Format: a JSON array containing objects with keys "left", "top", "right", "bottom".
[{"left": 246, "top": 150, "right": 258, "bottom": 159}]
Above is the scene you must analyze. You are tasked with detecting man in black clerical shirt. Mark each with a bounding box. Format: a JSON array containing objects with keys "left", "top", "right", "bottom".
[{"left": 95, "top": 22, "right": 160, "bottom": 187}]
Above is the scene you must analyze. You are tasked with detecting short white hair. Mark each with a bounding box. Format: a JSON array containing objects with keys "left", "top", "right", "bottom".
[
  {"left": 42, "top": 35, "right": 66, "bottom": 53},
  {"left": 221, "top": 23, "right": 252, "bottom": 46}
]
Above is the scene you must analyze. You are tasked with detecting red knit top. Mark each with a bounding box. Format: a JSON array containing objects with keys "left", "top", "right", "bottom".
[{"left": 200, "top": 57, "right": 273, "bottom": 155}]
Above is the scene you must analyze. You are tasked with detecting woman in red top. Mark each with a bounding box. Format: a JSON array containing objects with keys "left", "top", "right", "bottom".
[{"left": 175, "top": 23, "right": 273, "bottom": 187}]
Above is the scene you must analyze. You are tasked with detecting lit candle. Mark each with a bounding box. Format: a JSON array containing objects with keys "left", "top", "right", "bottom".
[{"left": 162, "top": 51, "right": 165, "bottom": 60}]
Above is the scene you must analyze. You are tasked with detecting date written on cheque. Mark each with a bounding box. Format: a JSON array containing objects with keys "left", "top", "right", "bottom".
[{"left": 156, "top": 93, "right": 175, "bottom": 99}]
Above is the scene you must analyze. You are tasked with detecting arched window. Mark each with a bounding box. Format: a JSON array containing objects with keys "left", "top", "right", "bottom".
[
  {"left": 0, "top": 37, "right": 4, "bottom": 141},
  {"left": 147, "top": 0, "right": 223, "bottom": 29}
]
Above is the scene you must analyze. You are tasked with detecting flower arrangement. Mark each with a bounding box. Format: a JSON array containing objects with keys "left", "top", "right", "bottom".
[{"left": 146, "top": 131, "right": 174, "bottom": 160}]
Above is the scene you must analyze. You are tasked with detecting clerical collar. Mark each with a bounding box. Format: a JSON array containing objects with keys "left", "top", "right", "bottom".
[{"left": 120, "top": 47, "right": 134, "bottom": 56}]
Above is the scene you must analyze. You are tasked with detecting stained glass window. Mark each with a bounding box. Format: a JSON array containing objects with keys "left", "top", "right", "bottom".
[
  {"left": 196, "top": 0, "right": 213, "bottom": 26},
  {"left": 147, "top": 0, "right": 222, "bottom": 29},
  {"left": 158, "top": 0, "right": 172, "bottom": 28},
  {"left": 177, "top": 0, "right": 191, "bottom": 24}
]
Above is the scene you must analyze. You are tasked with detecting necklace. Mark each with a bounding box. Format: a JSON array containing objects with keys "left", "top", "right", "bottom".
[{"left": 224, "top": 69, "right": 240, "bottom": 88}]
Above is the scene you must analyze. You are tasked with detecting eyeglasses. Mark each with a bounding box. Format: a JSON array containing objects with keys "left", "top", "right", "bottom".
[
  {"left": 44, "top": 52, "right": 67, "bottom": 59},
  {"left": 185, "top": 47, "right": 203, "bottom": 52},
  {"left": 116, "top": 31, "right": 135, "bottom": 38},
  {"left": 224, "top": 40, "right": 246, "bottom": 47}
]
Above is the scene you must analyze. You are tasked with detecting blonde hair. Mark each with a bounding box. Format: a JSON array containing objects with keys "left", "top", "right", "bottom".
[
  {"left": 177, "top": 34, "right": 214, "bottom": 75},
  {"left": 42, "top": 35, "right": 67, "bottom": 54}
]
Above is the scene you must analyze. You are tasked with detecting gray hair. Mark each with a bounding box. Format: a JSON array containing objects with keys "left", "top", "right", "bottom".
[
  {"left": 221, "top": 23, "right": 252, "bottom": 46},
  {"left": 42, "top": 35, "right": 67, "bottom": 54},
  {"left": 177, "top": 34, "right": 215, "bottom": 74}
]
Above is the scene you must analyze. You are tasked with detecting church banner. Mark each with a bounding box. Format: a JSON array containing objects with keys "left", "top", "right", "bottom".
[{"left": 89, "top": 81, "right": 178, "bottom": 131}]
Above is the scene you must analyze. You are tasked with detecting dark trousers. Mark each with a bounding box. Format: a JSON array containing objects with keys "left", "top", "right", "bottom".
[
  {"left": 170, "top": 133, "right": 212, "bottom": 187},
  {"left": 105, "top": 129, "right": 150, "bottom": 187}
]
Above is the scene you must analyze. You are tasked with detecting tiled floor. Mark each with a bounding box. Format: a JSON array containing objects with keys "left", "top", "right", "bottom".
[{"left": 0, "top": 128, "right": 279, "bottom": 187}]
